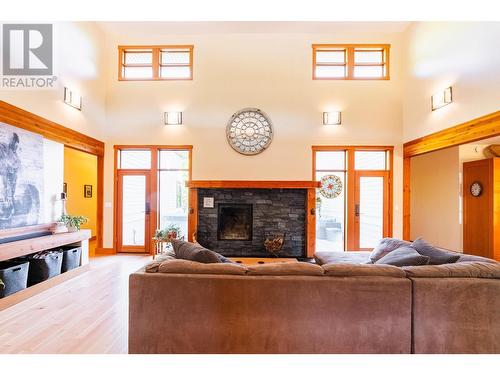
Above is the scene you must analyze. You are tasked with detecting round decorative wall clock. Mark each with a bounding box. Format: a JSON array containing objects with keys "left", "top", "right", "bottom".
[
  {"left": 319, "top": 175, "right": 343, "bottom": 199},
  {"left": 470, "top": 181, "right": 483, "bottom": 197},
  {"left": 226, "top": 108, "right": 273, "bottom": 155}
]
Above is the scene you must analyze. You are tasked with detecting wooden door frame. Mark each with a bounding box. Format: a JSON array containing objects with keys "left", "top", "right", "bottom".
[
  {"left": 0, "top": 101, "right": 105, "bottom": 250},
  {"left": 312, "top": 145, "right": 394, "bottom": 251},
  {"left": 116, "top": 170, "right": 151, "bottom": 253},
  {"left": 113, "top": 145, "right": 193, "bottom": 255},
  {"left": 403, "top": 110, "right": 500, "bottom": 240},
  {"left": 353, "top": 170, "right": 390, "bottom": 250}
]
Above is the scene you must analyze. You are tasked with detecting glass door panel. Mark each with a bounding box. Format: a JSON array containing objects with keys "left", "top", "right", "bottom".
[
  {"left": 159, "top": 170, "right": 189, "bottom": 239},
  {"left": 359, "top": 176, "right": 383, "bottom": 248},
  {"left": 316, "top": 171, "right": 346, "bottom": 252},
  {"left": 117, "top": 172, "right": 150, "bottom": 252},
  {"left": 354, "top": 171, "right": 389, "bottom": 250}
]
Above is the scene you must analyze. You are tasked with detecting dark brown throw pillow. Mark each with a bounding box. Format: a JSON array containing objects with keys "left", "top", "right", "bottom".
[
  {"left": 375, "top": 246, "right": 430, "bottom": 267},
  {"left": 410, "top": 238, "right": 461, "bottom": 265},
  {"left": 171, "top": 239, "right": 231, "bottom": 264}
]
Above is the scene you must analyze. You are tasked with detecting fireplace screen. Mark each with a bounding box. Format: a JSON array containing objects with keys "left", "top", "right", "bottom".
[{"left": 217, "top": 204, "right": 253, "bottom": 241}]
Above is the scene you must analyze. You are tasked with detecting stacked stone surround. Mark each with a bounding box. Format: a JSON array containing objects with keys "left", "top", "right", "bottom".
[{"left": 196, "top": 188, "right": 306, "bottom": 257}]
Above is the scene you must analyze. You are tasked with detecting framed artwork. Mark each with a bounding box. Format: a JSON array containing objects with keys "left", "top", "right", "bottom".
[
  {"left": 84, "top": 184, "right": 93, "bottom": 198},
  {"left": 0, "top": 122, "right": 44, "bottom": 229}
]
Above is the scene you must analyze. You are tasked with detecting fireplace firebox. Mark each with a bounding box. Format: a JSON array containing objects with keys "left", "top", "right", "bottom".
[{"left": 217, "top": 204, "right": 253, "bottom": 241}]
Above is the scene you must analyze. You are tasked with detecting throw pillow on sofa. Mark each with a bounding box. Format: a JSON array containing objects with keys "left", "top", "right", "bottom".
[
  {"left": 375, "top": 246, "right": 430, "bottom": 267},
  {"left": 410, "top": 237, "right": 461, "bottom": 265},
  {"left": 171, "top": 239, "right": 231, "bottom": 264},
  {"left": 369, "top": 238, "right": 411, "bottom": 262}
]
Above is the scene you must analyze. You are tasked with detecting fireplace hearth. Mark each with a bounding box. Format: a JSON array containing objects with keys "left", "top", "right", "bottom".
[{"left": 217, "top": 204, "right": 253, "bottom": 241}]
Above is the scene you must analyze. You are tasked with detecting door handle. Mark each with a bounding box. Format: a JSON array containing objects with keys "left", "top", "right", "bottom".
[
  {"left": 145, "top": 202, "right": 151, "bottom": 215},
  {"left": 355, "top": 204, "right": 360, "bottom": 217}
]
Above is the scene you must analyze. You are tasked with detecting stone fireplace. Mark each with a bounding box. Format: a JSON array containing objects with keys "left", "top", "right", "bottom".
[{"left": 187, "top": 181, "right": 320, "bottom": 258}]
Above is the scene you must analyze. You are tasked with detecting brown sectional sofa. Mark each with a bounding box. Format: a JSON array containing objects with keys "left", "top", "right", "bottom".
[{"left": 129, "top": 250, "right": 500, "bottom": 354}]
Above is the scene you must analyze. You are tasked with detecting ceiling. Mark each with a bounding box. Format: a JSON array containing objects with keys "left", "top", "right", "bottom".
[{"left": 97, "top": 21, "right": 412, "bottom": 36}]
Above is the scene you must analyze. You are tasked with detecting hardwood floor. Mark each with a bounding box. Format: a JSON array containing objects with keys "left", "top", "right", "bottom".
[{"left": 0, "top": 254, "right": 151, "bottom": 354}]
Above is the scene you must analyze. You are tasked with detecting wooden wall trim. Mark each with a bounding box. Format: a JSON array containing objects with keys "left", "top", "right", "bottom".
[
  {"left": 188, "top": 188, "right": 198, "bottom": 242},
  {"left": 402, "top": 110, "right": 500, "bottom": 241},
  {"left": 403, "top": 110, "right": 500, "bottom": 158},
  {"left": 403, "top": 157, "right": 411, "bottom": 241},
  {"left": 305, "top": 188, "right": 316, "bottom": 257},
  {"left": 187, "top": 180, "right": 320, "bottom": 189},
  {"left": 95, "top": 247, "right": 117, "bottom": 255},
  {"left": 0, "top": 101, "right": 104, "bottom": 156}
]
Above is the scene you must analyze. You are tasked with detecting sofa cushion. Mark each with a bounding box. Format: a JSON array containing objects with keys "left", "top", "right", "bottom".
[
  {"left": 403, "top": 262, "right": 500, "bottom": 279},
  {"left": 171, "top": 239, "right": 230, "bottom": 264},
  {"left": 410, "top": 238, "right": 460, "bottom": 265},
  {"left": 247, "top": 262, "right": 324, "bottom": 276},
  {"left": 315, "top": 251, "right": 371, "bottom": 265},
  {"left": 375, "top": 247, "right": 430, "bottom": 267},
  {"left": 322, "top": 263, "right": 406, "bottom": 278},
  {"left": 456, "top": 254, "right": 498, "bottom": 264},
  {"left": 156, "top": 259, "right": 247, "bottom": 275},
  {"left": 369, "top": 238, "right": 411, "bottom": 263}
]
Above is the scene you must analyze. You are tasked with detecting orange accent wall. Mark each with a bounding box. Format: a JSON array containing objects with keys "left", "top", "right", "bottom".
[{"left": 64, "top": 147, "right": 97, "bottom": 255}]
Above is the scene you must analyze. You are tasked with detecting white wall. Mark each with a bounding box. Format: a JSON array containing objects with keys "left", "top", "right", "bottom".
[
  {"left": 101, "top": 29, "right": 406, "bottom": 247},
  {"left": 402, "top": 22, "right": 500, "bottom": 142},
  {"left": 0, "top": 22, "right": 108, "bottom": 140},
  {"left": 43, "top": 139, "right": 64, "bottom": 223},
  {"left": 410, "top": 146, "right": 461, "bottom": 250}
]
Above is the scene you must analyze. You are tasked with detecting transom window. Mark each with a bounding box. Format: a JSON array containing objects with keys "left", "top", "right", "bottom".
[
  {"left": 119, "top": 45, "right": 194, "bottom": 81},
  {"left": 312, "top": 44, "right": 390, "bottom": 80}
]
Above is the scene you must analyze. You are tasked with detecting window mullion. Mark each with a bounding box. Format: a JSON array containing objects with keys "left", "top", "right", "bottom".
[
  {"left": 347, "top": 47, "right": 355, "bottom": 79},
  {"left": 152, "top": 48, "right": 160, "bottom": 80}
]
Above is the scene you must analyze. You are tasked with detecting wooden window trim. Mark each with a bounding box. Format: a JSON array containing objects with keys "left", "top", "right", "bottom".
[
  {"left": 312, "top": 44, "right": 390, "bottom": 80},
  {"left": 118, "top": 45, "right": 194, "bottom": 81},
  {"left": 113, "top": 145, "right": 193, "bottom": 255},
  {"left": 312, "top": 145, "right": 394, "bottom": 251}
]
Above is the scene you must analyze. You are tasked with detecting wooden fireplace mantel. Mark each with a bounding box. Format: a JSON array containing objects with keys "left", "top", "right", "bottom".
[{"left": 186, "top": 180, "right": 320, "bottom": 189}]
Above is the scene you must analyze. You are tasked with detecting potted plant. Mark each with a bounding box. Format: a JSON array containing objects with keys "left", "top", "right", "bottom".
[
  {"left": 59, "top": 214, "right": 88, "bottom": 232},
  {"left": 153, "top": 223, "right": 182, "bottom": 242}
]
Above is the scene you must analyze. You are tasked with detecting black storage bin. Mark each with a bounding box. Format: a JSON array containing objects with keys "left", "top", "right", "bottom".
[
  {"left": 0, "top": 261, "right": 29, "bottom": 298},
  {"left": 61, "top": 245, "right": 82, "bottom": 272},
  {"left": 25, "top": 250, "right": 63, "bottom": 286}
]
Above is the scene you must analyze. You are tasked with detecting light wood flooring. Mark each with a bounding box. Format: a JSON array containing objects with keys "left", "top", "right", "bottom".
[{"left": 0, "top": 254, "right": 151, "bottom": 354}]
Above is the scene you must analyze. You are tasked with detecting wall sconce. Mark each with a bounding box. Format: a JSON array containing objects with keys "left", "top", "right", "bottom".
[
  {"left": 431, "top": 87, "right": 452, "bottom": 111},
  {"left": 323, "top": 111, "right": 342, "bottom": 125},
  {"left": 63, "top": 87, "right": 82, "bottom": 110},
  {"left": 164, "top": 112, "right": 183, "bottom": 125}
]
